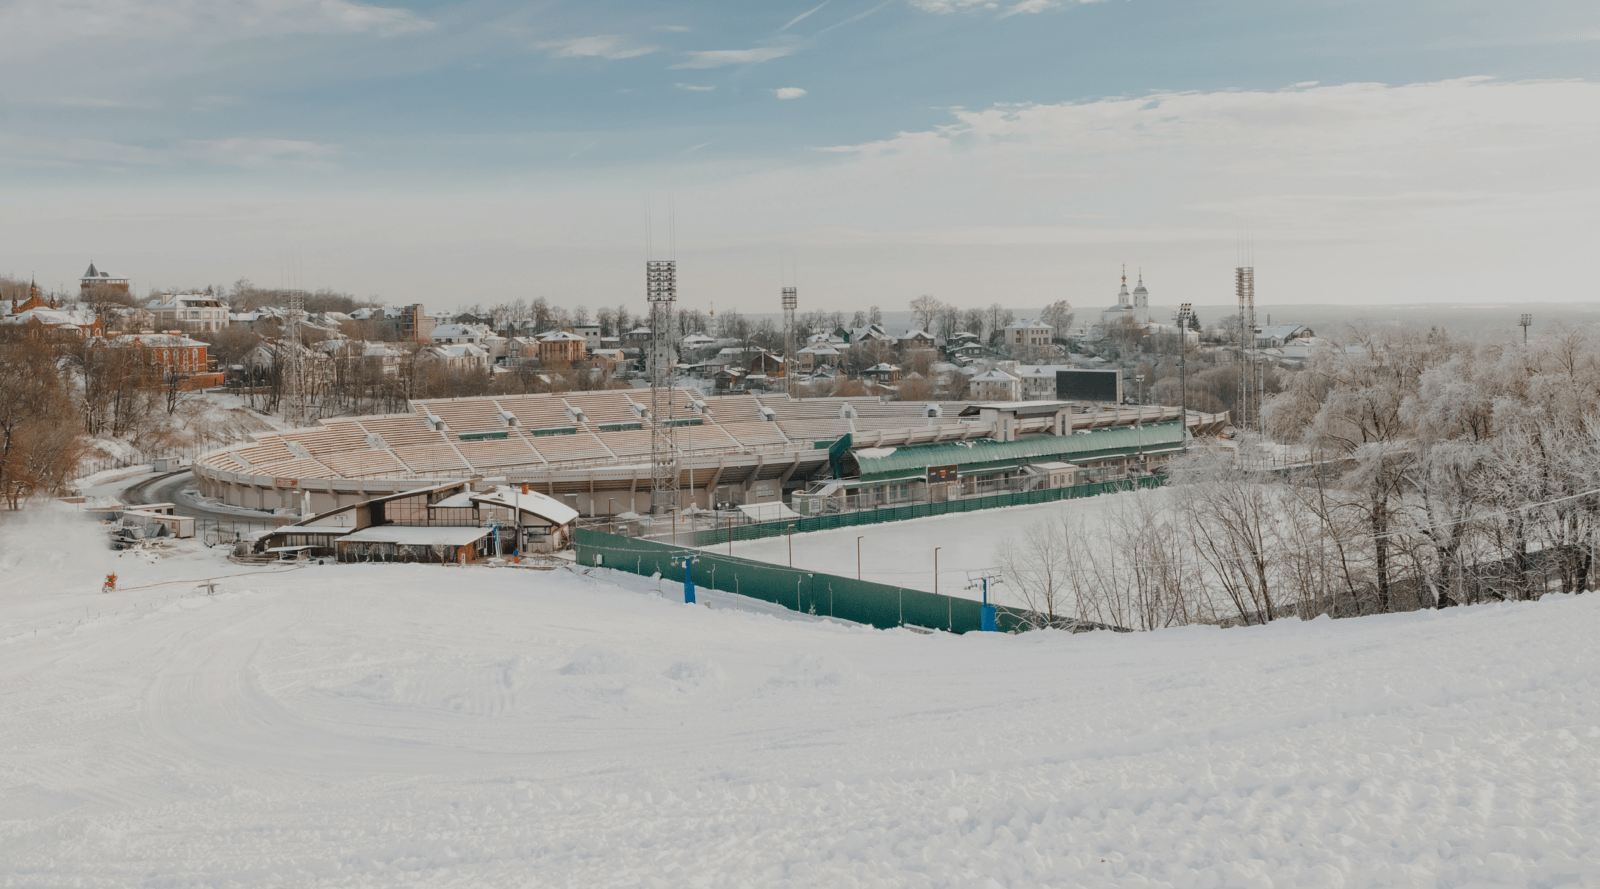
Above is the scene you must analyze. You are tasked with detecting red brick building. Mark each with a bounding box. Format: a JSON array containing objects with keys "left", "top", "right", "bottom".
[{"left": 100, "top": 333, "right": 212, "bottom": 375}]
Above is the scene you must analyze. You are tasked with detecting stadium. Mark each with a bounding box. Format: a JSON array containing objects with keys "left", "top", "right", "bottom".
[{"left": 194, "top": 389, "right": 1228, "bottom": 518}]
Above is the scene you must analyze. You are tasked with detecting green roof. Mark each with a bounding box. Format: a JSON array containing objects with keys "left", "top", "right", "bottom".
[{"left": 853, "top": 422, "right": 1187, "bottom": 482}]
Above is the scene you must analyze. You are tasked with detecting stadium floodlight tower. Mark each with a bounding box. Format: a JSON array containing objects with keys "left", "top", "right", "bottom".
[
  {"left": 647, "top": 260, "right": 680, "bottom": 515},
  {"left": 782, "top": 286, "right": 797, "bottom": 396},
  {"left": 283, "top": 288, "right": 309, "bottom": 425},
  {"left": 1235, "top": 263, "right": 1256, "bottom": 434}
]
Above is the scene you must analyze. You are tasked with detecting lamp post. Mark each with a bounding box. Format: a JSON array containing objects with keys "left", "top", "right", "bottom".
[
  {"left": 1520, "top": 313, "right": 1532, "bottom": 344},
  {"left": 934, "top": 546, "right": 941, "bottom": 597},
  {"left": 857, "top": 535, "right": 864, "bottom": 580},
  {"left": 787, "top": 524, "right": 796, "bottom": 567},
  {"left": 1135, "top": 374, "right": 1145, "bottom": 406}
]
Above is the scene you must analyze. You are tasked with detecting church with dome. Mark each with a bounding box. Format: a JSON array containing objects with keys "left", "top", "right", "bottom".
[
  {"left": 1100, "top": 266, "right": 1151, "bottom": 328},
  {"left": 1086, "top": 266, "right": 1194, "bottom": 346}
]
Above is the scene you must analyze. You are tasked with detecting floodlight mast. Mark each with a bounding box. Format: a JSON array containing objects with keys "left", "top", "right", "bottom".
[
  {"left": 782, "top": 287, "right": 797, "bottom": 397},
  {"left": 647, "top": 260, "right": 679, "bottom": 515},
  {"left": 1176, "top": 303, "right": 1193, "bottom": 452}
]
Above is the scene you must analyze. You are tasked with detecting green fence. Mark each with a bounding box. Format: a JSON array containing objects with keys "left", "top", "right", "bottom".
[
  {"left": 690, "top": 475, "right": 1164, "bottom": 547},
  {"left": 575, "top": 527, "right": 1030, "bottom": 634}
]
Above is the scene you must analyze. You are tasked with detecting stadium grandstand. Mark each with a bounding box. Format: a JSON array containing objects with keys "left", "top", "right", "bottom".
[{"left": 194, "top": 390, "right": 1228, "bottom": 516}]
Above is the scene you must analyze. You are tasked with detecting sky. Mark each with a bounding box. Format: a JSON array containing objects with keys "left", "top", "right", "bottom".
[{"left": 2, "top": 0, "right": 1598, "bottom": 314}]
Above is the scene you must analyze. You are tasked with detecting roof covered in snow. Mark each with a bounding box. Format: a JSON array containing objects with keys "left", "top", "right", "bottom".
[{"left": 850, "top": 421, "right": 1186, "bottom": 482}]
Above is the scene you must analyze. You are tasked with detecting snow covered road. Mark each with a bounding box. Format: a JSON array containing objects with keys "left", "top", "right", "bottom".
[{"left": 2, "top": 507, "right": 1598, "bottom": 887}]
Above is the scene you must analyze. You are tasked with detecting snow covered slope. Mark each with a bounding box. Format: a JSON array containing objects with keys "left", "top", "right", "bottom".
[{"left": 2, "top": 506, "right": 1597, "bottom": 887}]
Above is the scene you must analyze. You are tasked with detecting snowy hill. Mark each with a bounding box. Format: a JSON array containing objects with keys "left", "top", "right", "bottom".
[{"left": 2, "top": 505, "right": 1597, "bottom": 886}]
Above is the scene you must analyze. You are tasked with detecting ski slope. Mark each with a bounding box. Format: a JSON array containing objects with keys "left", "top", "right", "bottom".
[{"left": 2, "top": 504, "right": 1598, "bottom": 887}]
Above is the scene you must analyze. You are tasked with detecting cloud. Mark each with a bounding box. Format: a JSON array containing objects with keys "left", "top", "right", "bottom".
[
  {"left": 774, "top": 87, "right": 808, "bottom": 100},
  {"left": 813, "top": 0, "right": 894, "bottom": 35},
  {"left": 538, "top": 35, "right": 659, "bottom": 60},
  {"left": 0, "top": 132, "right": 339, "bottom": 168},
  {"left": 26, "top": 96, "right": 129, "bottom": 108},
  {"left": 0, "top": 0, "right": 433, "bottom": 51},
  {"left": 675, "top": 83, "right": 716, "bottom": 91},
  {"left": 653, "top": 24, "right": 691, "bottom": 32},
  {"left": 909, "top": 0, "right": 1099, "bottom": 13},
  {"left": 810, "top": 77, "right": 1600, "bottom": 243},
  {"left": 781, "top": 1, "right": 831, "bottom": 30},
  {"left": 673, "top": 46, "right": 796, "bottom": 68},
  {"left": 183, "top": 138, "right": 339, "bottom": 167}
]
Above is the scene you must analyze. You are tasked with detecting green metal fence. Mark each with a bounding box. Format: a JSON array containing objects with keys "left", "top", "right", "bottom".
[
  {"left": 575, "top": 527, "right": 1031, "bottom": 634},
  {"left": 690, "top": 475, "right": 1165, "bottom": 547}
]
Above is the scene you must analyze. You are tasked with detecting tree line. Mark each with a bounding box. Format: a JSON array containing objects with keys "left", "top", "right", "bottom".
[{"left": 1002, "top": 324, "right": 1600, "bottom": 630}]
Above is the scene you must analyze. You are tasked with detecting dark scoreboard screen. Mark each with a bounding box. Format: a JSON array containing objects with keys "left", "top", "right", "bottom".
[{"left": 1055, "top": 369, "right": 1121, "bottom": 402}]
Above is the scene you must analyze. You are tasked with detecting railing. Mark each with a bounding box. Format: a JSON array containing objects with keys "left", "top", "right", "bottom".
[{"left": 584, "top": 473, "right": 1165, "bottom": 545}]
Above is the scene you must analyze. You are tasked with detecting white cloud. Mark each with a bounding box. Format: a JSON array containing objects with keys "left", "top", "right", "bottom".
[
  {"left": 0, "top": 133, "right": 339, "bottom": 168},
  {"left": 653, "top": 24, "right": 691, "bottom": 32},
  {"left": 675, "top": 83, "right": 716, "bottom": 91},
  {"left": 782, "top": 1, "right": 830, "bottom": 30},
  {"left": 0, "top": 0, "right": 433, "bottom": 51},
  {"left": 673, "top": 47, "right": 796, "bottom": 68},
  {"left": 774, "top": 87, "right": 808, "bottom": 100},
  {"left": 183, "top": 138, "right": 339, "bottom": 168},
  {"left": 5, "top": 78, "right": 1595, "bottom": 311},
  {"left": 909, "top": 0, "right": 1101, "bottom": 13},
  {"left": 538, "top": 35, "right": 659, "bottom": 60}
]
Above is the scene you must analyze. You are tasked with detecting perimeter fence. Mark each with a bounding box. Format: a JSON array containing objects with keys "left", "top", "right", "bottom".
[
  {"left": 575, "top": 527, "right": 1032, "bottom": 634},
  {"left": 683, "top": 474, "right": 1165, "bottom": 547}
]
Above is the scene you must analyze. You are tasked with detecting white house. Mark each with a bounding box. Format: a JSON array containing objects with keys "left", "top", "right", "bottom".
[
  {"left": 969, "top": 368, "right": 1021, "bottom": 401},
  {"left": 148, "top": 292, "right": 229, "bottom": 332},
  {"left": 1002, "top": 319, "right": 1053, "bottom": 349}
]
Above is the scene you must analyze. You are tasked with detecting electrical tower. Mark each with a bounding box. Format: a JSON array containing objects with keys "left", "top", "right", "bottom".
[
  {"left": 781, "top": 286, "right": 797, "bottom": 396},
  {"left": 647, "top": 260, "right": 679, "bottom": 514},
  {"left": 1235, "top": 265, "right": 1255, "bottom": 434}
]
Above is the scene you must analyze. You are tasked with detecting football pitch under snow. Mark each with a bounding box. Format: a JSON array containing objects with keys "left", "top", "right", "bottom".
[
  {"left": 2, "top": 506, "right": 1598, "bottom": 887},
  {"left": 722, "top": 490, "right": 1163, "bottom": 606}
]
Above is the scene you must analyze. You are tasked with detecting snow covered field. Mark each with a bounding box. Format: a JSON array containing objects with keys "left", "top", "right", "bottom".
[
  {"left": 3, "top": 503, "right": 1599, "bottom": 887},
  {"left": 723, "top": 489, "right": 1169, "bottom": 607}
]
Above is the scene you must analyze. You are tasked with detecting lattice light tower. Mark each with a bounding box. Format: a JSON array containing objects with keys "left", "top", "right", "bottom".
[
  {"left": 647, "top": 260, "right": 680, "bottom": 514},
  {"left": 1235, "top": 265, "right": 1256, "bottom": 434},
  {"left": 781, "top": 286, "right": 797, "bottom": 395},
  {"left": 283, "top": 289, "right": 309, "bottom": 424}
]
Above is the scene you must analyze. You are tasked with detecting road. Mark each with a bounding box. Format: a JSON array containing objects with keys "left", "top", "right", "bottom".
[{"left": 122, "top": 470, "right": 287, "bottom": 540}]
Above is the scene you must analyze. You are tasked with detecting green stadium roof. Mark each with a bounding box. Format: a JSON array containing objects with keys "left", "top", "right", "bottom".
[{"left": 853, "top": 421, "right": 1187, "bottom": 483}]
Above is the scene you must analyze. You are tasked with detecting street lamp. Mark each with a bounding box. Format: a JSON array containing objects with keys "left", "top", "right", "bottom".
[
  {"left": 787, "top": 524, "right": 796, "bottom": 567},
  {"left": 1520, "top": 313, "right": 1532, "bottom": 344},
  {"left": 857, "top": 535, "right": 864, "bottom": 581},
  {"left": 934, "top": 546, "right": 941, "bottom": 597},
  {"left": 1135, "top": 374, "right": 1146, "bottom": 407}
]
